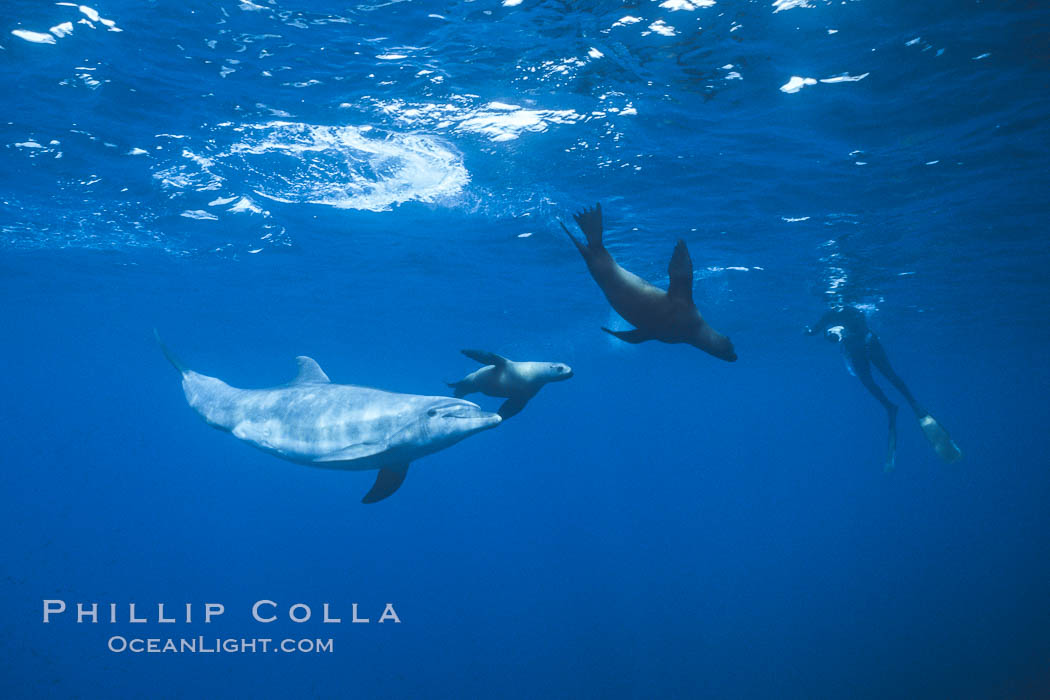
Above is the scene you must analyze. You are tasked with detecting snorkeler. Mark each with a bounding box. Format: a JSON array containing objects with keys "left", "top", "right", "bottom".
[{"left": 806, "top": 306, "right": 962, "bottom": 470}]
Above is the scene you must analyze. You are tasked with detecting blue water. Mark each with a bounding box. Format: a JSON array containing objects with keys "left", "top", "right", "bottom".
[{"left": 3, "top": 0, "right": 1049, "bottom": 697}]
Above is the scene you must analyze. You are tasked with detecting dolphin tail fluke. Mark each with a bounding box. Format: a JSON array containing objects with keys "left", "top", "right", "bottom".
[
  {"left": 153, "top": 329, "right": 187, "bottom": 374},
  {"left": 362, "top": 464, "right": 409, "bottom": 504}
]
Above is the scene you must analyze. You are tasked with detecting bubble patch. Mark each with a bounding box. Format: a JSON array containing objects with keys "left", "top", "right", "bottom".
[
  {"left": 370, "top": 97, "right": 584, "bottom": 143},
  {"left": 155, "top": 122, "right": 469, "bottom": 213},
  {"left": 230, "top": 122, "right": 469, "bottom": 211}
]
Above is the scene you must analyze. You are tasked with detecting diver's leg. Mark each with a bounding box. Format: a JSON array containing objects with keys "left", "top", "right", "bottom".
[
  {"left": 866, "top": 334, "right": 922, "bottom": 413},
  {"left": 852, "top": 354, "right": 897, "bottom": 413},
  {"left": 850, "top": 352, "right": 899, "bottom": 471},
  {"left": 867, "top": 334, "right": 962, "bottom": 463}
]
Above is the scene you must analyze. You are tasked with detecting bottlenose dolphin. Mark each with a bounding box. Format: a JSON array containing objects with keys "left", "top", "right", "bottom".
[
  {"left": 157, "top": 333, "right": 502, "bottom": 503},
  {"left": 447, "top": 350, "right": 573, "bottom": 419},
  {"left": 561, "top": 203, "right": 737, "bottom": 362}
]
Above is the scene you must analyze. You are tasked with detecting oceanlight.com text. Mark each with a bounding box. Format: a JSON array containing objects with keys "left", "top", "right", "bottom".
[{"left": 107, "top": 636, "right": 334, "bottom": 654}]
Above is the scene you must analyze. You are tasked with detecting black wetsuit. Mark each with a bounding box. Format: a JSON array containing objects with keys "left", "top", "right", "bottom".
[{"left": 807, "top": 307, "right": 925, "bottom": 469}]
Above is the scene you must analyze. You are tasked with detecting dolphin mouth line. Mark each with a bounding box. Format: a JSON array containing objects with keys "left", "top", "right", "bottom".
[
  {"left": 442, "top": 407, "right": 487, "bottom": 420},
  {"left": 448, "top": 411, "right": 483, "bottom": 420},
  {"left": 432, "top": 399, "right": 480, "bottom": 412}
]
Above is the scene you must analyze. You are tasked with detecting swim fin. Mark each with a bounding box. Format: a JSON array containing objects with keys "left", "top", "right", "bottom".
[
  {"left": 885, "top": 406, "right": 898, "bottom": 473},
  {"left": 918, "top": 414, "right": 963, "bottom": 463}
]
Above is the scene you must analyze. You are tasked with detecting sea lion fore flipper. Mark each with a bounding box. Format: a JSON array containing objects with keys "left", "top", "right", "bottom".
[
  {"left": 572, "top": 203, "right": 604, "bottom": 250},
  {"left": 361, "top": 464, "right": 409, "bottom": 504},
  {"left": 667, "top": 239, "right": 694, "bottom": 304},
  {"left": 447, "top": 380, "right": 471, "bottom": 398},
  {"left": 497, "top": 393, "right": 534, "bottom": 420},
  {"left": 601, "top": 327, "right": 650, "bottom": 344},
  {"left": 462, "top": 349, "right": 508, "bottom": 367}
]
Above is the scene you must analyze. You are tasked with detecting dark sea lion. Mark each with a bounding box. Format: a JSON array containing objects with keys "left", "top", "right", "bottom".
[{"left": 561, "top": 203, "right": 737, "bottom": 362}]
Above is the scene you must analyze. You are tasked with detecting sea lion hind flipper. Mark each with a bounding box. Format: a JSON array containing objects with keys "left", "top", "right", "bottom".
[
  {"left": 560, "top": 220, "right": 589, "bottom": 257},
  {"left": 497, "top": 395, "right": 532, "bottom": 420},
  {"left": 572, "top": 202, "right": 604, "bottom": 250},
  {"left": 461, "top": 349, "right": 508, "bottom": 367},
  {"left": 667, "top": 239, "right": 694, "bottom": 303},
  {"left": 361, "top": 464, "right": 409, "bottom": 504},
  {"left": 601, "top": 327, "right": 650, "bottom": 344}
]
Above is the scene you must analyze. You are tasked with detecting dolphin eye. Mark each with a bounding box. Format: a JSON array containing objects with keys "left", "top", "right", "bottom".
[{"left": 427, "top": 409, "right": 437, "bottom": 417}]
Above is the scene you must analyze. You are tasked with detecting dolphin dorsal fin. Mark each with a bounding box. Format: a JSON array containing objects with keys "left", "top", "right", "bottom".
[{"left": 292, "top": 356, "right": 331, "bottom": 384}]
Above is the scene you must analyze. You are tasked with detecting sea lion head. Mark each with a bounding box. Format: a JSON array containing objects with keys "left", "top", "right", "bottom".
[
  {"left": 690, "top": 324, "right": 737, "bottom": 362},
  {"left": 540, "top": 362, "right": 574, "bottom": 382}
]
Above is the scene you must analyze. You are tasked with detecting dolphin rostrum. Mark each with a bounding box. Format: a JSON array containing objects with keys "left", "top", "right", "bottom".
[{"left": 157, "top": 333, "right": 502, "bottom": 503}]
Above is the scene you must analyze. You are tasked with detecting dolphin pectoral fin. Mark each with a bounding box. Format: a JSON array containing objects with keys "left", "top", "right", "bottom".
[
  {"left": 667, "top": 239, "right": 694, "bottom": 304},
  {"left": 314, "top": 442, "right": 389, "bottom": 463},
  {"left": 292, "top": 356, "right": 331, "bottom": 384},
  {"left": 462, "top": 349, "right": 509, "bottom": 367},
  {"left": 601, "top": 327, "right": 650, "bottom": 344},
  {"left": 497, "top": 394, "right": 534, "bottom": 420},
  {"left": 362, "top": 465, "right": 409, "bottom": 504}
]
